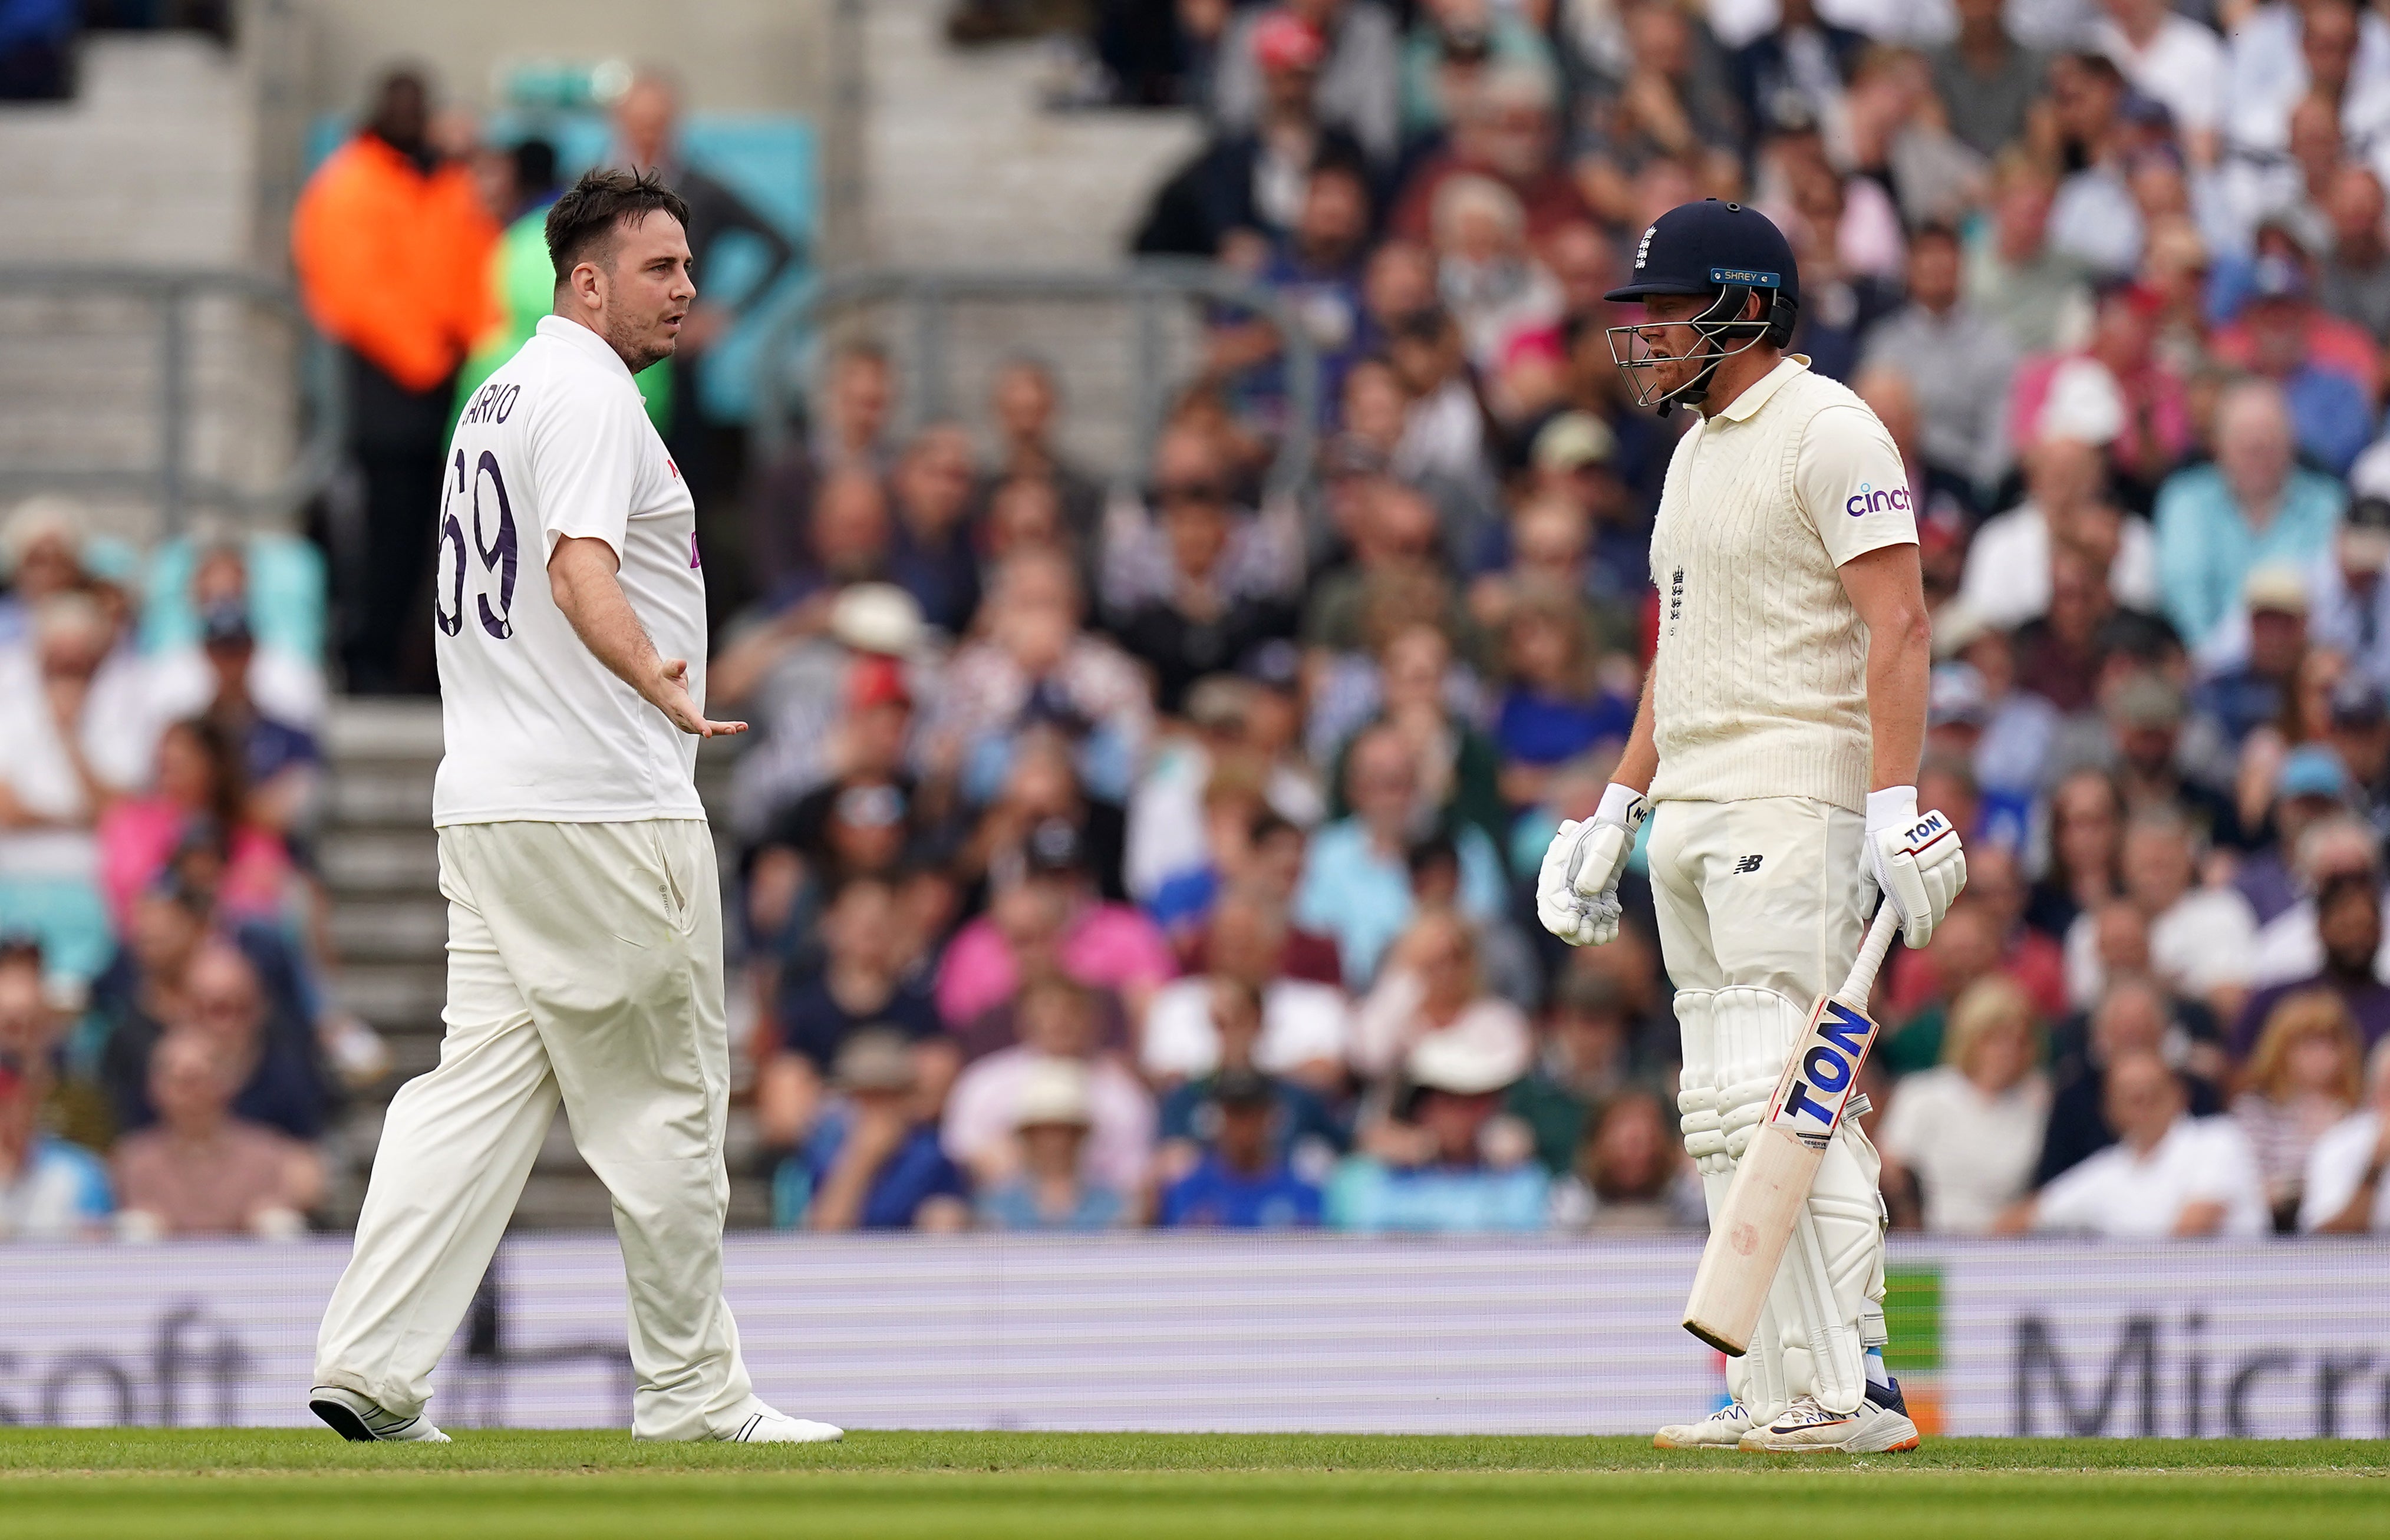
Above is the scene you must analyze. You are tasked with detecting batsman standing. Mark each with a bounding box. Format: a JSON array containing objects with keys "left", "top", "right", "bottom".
[
  {"left": 1535, "top": 200, "right": 1965, "bottom": 1453},
  {"left": 309, "top": 169, "right": 840, "bottom": 1445}
]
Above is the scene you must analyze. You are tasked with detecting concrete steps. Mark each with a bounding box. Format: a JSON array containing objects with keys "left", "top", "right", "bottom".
[
  {"left": 319, "top": 699, "right": 768, "bottom": 1230},
  {"left": 0, "top": 31, "right": 297, "bottom": 544}
]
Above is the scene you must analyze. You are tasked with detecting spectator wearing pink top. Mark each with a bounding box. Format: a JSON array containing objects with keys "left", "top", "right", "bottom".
[
  {"left": 98, "top": 717, "right": 292, "bottom": 932},
  {"left": 2002, "top": 284, "right": 2192, "bottom": 511},
  {"left": 935, "top": 817, "right": 1176, "bottom": 1030}
]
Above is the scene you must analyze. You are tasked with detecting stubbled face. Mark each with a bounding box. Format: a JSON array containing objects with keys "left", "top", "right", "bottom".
[{"left": 585, "top": 213, "right": 695, "bottom": 373}]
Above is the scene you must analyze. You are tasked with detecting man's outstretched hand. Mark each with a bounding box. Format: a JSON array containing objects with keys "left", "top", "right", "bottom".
[{"left": 651, "top": 657, "right": 747, "bottom": 738}]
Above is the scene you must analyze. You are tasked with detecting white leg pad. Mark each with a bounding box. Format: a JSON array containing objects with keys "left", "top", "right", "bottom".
[
  {"left": 1767, "top": 1120, "right": 1890, "bottom": 1415},
  {"left": 1701, "top": 986, "right": 1806, "bottom": 1418}
]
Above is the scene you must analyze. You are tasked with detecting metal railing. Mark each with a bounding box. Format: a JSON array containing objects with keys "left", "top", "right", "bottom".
[
  {"left": 750, "top": 260, "right": 1323, "bottom": 496},
  {"left": 0, "top": 266, "right": 342, "bottom": 535}
]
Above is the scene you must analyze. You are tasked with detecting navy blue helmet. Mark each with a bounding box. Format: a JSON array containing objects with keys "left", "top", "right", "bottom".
[{"left": 1604, "top": 199, "right": 1800, "bottom": 413}]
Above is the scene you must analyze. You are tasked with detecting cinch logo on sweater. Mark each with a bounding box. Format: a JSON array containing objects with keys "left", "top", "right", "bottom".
[{"left": 1844, "top": 482, "right": 1913, "bottom": 517}]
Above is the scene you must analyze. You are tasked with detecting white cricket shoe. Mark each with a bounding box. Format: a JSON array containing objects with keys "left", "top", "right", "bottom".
[
  {"left": 1737, "top": 1385, "right": 1920, "bottom": 1454},
  {"left": 308, "top": 1385, "right": 452, "bottom": 1443},
  {"left": 720, "top": 1407, "right": 845, "bottom": 1444},
  {"left": 1651, "top": 1401, "right": 1756, "bottom": 1449}
]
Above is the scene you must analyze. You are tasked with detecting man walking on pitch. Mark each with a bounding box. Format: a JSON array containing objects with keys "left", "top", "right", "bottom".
[
  {"left": 1535, "top": 200, "right": 1964, "bottom": 1453},
  {"left": 310, "top": 169, "right": 840, "bottom": 1445}
]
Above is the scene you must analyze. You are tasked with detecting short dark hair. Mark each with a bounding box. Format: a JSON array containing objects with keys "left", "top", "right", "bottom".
[{"left": 543, "top": 167, "right": 690, "bottom": 288}]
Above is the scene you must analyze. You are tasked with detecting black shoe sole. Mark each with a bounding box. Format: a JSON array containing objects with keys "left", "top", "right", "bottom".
[{"left": 309, "top": 1396, "right": 378, "bottom": 1442}]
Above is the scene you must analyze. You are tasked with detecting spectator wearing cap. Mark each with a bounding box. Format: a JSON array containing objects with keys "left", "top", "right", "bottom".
[
  {"left": 935, "top": 816, "right": 1175, "bottom": 1030},
  {"left": 159, "top": 599, "right": 322, "bottom": 839},
  {"left": 2096, "top": 0, "right": 2226, "bottom": 166},
  {"left": 715, "top": 581, "right": 934, "bottom": 841},
  {"left": 1214, "top": 1, "right": 1402, "bottom": 169},
  {"left": 0, "top": 593, "right": 151, "bottom": 980},
  {"left": 2326, "top": 671, "right": 2390, "bottom": 827},
  {"left": 2193, "top": 566, "right": 2316, "bottom": 742},
  {"left": 1140, "top": 9, "right": 1372, "bottom": 258},
  {"left": 1326, "top": 1027, "right": 1544, "bottom": 1232},
  {"left": 1858, "top": 222, "right": 2018, "bottom": 504},
  {"left": 140, "top": 538, "right": 329, "bottom": 734},
  {"left": 291, "top": 68, "right": 496, "bottom": 695},
  {"left": 2154, "top": 379, "right": 2346, "bottom": 653},
  {"left": 2211, "top": 252, "right": 2378, "bottom": 474},
  {"left": 1877, "top": 975, "right": 2051, "bottom": 1234},
  {"left": 774, "top": 1028, "right": 969, "bottom": 1232},
  {"left": 1157, "top": 1064, "right": 1327, "bottom": 1228},
  {"left": 2079, "top": 670, "right": 2244, "bottom": 852},
  {"left": 1961, "top": 368, "right": 2159, "bottom": 631},
  {"left": 0, "top": 1018, "right": 110, "bottom": 1240},
  {"left": 2299, "top": 1035, "right": 2390, "bottom": 1231},
  {"left": 973, "top": 1054, "right": 1132, "bottom": 1231},
  {"left": 2004, "top": 1046, "right": 2269, "bottom": 1237},
  {"left": 113, "top": 1030, "right": 322, "bottom": 1239},
  {"left": 1931, "top": 0, "right": 2049, "bottom": 161},
  {"left": 927, "top": 550, "right": 1153, "bottom": 807},
  {"left": 2234, "top": 749, "right": 2364, "bottom": 925},
  {"left": 757, "top": 875, "right": 953, "bottom": 1155},
  {"left": 2307, "top": 493, "right": 2390, "bottom": 695}
]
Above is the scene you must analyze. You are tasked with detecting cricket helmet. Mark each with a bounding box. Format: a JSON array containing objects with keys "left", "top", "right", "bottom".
[{"left": 1605, "top": 198, "right": 1800, "bottom": 413}]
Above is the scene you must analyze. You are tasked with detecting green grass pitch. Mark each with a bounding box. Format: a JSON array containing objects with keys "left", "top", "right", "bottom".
[{"left": 2, "top": 1430, "right": 2384, "bottom": 1539}]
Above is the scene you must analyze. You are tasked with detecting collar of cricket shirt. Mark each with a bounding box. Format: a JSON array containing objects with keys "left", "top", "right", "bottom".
[
  {"left": 1710, "top": 353, "right": 1812, "bottom": 425},
  {"left": 535, "top": 314, "right": 638, "bottom": 385}
]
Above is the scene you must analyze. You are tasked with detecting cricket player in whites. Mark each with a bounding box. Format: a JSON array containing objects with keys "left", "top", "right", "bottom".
[
  {"left": 1535, "top": 200, "right": 1964, "bottom": 1453},
  {"left": 308, "top": 169, "right": 840, "bottom": 1444}
]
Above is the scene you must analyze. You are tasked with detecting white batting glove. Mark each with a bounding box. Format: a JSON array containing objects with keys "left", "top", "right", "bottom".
[
  {"left": 1535, "top": 783, "right": 1648, "bottom": 947},
  {"left": 1864, "top": 786, "right": 1967, "bottom": 948}
]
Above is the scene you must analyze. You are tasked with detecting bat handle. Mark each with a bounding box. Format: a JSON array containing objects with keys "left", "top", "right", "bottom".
[{"left": 1832, "top": 903, "right": 1903, "bottom": 1010}]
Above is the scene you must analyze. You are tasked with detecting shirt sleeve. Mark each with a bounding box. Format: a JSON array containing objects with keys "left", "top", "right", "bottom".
[
  {"left": 526, "top": 374, "right": 647, "bottom": 559},
  {"left": 1795, "top": 402, "right": 1919, "bottom": 568},
  {"left": 2297, "top": 1116, "right": 2375, "bottom": 1232},
  {"left": 2030, "top": 1158, "right": 2104, "bottom": 1233}
]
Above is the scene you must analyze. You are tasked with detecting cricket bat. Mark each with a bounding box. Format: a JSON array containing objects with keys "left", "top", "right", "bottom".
[{"left": 1681, "top": 903, "right": 1902, "bottom": 1357}]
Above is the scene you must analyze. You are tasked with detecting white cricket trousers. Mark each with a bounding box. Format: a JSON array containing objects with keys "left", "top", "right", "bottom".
[
  {"left": 1648, "top": 796, "right": 1889, "bottom": 1414},
  {"left": 314, "top": 819, "right": 763, "bottom": 1441}
]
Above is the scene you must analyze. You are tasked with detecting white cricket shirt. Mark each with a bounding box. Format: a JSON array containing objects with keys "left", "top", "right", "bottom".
[
  {"left": 431, "top": 315, "right": 707, "bottom": 826},
  {"left": 1645, "top": 354, "right": 1918, "bottom": 812}
]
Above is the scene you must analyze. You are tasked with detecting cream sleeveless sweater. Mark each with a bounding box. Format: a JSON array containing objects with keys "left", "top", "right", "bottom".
[{"left": 1646, "top": 357, "right": 1917, "bottom": 812}]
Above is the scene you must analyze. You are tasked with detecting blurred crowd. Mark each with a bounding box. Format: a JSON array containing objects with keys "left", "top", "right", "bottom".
[
  {"left": 0, "top": 505, "right": 362, "bottom": 1242},
  {"left": 722, "top": 0, "right": 2390, "bottom": 1241},
  {"left": 17, "top": 0, "right": 2390, "bottom": 1243}
]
